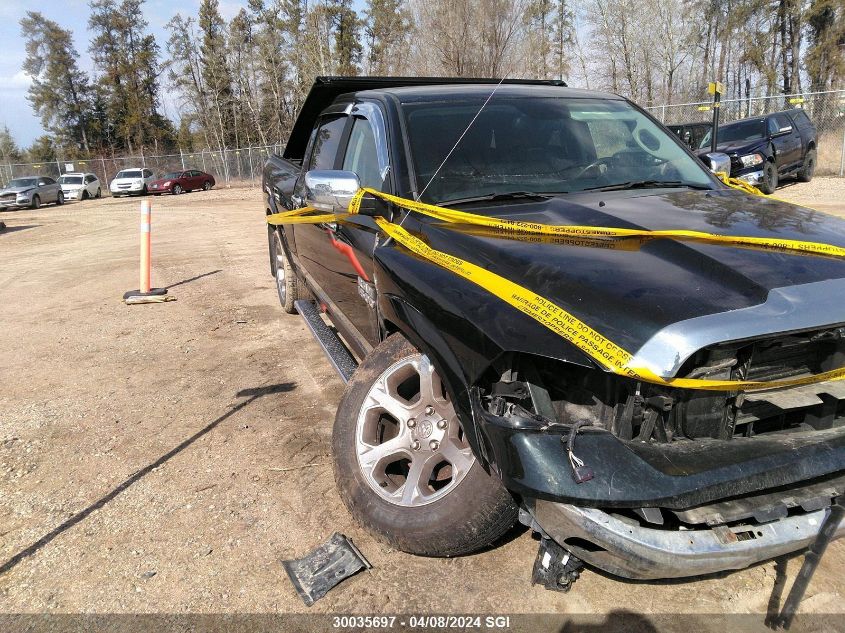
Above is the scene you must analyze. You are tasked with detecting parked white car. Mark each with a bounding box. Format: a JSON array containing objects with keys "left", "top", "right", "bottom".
[
  {"left": 59, "top": 172, "right": 102, "bottom": 201},
  {"left": 109, "top": 168, "right": 154, "bottom": 197}
]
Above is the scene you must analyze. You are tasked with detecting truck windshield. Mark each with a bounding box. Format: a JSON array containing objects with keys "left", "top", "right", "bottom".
[
  {"left": 698, "top": 119, "right": 766, "bottom": 149},
  {"left": 403, "top": 97, "right": 713, "bottom": 204}
]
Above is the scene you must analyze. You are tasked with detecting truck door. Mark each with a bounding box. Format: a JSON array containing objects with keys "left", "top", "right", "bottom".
[
  {"left": 292, "top": 112, "right": 353, "bottom": 305},
  {"left": 324, "top": 103, "right": 390, "bottom": 346},
  {"left": 769, "top": 114, "right": 801, "bottom": 172}
]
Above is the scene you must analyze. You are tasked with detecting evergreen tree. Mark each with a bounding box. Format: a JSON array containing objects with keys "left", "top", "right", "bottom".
[
  {"left": 20, "top": 12, "right": 93, "bottom": 154},
  {"left": 88, "top": 0, "right": 173, "bottom": 153},
  {"left": 25, "top": 135, "right": 57, "bottom": 163},
  {"left": 805, "top": 0, "right": 845, "bottom": 92},
  {"left": 0, "top": 126, "right": 23, "bottom": 164},
  {"left": 329, "top": 0, "right": 364, "bottom": 75},
  {"left": 364, "top": 0, "right": 412, "bottom": 75},
  {"left": 199, "top": 0, "right": 237, "bottom": 147}
]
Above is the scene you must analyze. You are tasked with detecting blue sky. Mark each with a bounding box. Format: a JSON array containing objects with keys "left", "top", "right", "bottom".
[{"left": 0, "top": 0, "right": 273, "bottom": 147}]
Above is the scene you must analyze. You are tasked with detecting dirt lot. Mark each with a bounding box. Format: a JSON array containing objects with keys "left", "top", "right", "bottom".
[{"left": 1, "top": 181, "right": 844, "bottom": 630}]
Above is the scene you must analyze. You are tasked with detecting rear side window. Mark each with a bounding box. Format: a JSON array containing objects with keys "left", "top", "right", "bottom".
[
  {"left": 308, "top": 116, "right": 347, "bottom": 171},
  {"left": 343, "top": 118, "right": 382, "bottom": 189},
  {"left": 773, "top": 114, "right": 793, "bottom": 132},
  {"left": 790, "top": 110, "right": 811, "bottom": 127}
]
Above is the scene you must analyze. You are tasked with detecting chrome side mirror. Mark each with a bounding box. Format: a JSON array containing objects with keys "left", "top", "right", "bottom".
[
  {"left": 700, "top": 152, "right": 731, "bottom": 175},
  {"left": 304, "top": 170, "right": 360, "bottom": 213}
]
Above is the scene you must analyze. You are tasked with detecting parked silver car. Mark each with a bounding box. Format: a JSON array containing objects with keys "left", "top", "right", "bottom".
[{"left": 0, "top": 176, "right": 64, "bottom": 210}]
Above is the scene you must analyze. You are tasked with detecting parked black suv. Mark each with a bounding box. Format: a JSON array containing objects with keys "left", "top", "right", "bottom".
[{"left": 696, "top": 109, "right": 817, "bottom": 193}]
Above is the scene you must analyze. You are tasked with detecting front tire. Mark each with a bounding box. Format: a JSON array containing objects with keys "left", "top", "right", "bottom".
[
  {"left": 172, "top": 184, "right": 183, "bottom": 195},
  {"left": 333, "top": 334, "right": 518, "bottom": 557},
  {"left": 31, "top": 195, "right": 41, "bottom": 209},
  {"left": 759, "top": 161, "right": 778, "bottom": 194}
]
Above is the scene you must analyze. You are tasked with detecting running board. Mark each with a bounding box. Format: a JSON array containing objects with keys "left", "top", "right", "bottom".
[{"left": 294, "top": 300, "right": 358, "bottom": 383}]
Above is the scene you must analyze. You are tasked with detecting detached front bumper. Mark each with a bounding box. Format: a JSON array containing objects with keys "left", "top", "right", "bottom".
[{"left": 533, "top": 500, "right": 845, "bottom": 580}]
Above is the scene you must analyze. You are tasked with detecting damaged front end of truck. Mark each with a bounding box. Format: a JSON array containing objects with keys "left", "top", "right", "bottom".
[{"left": 468, "top": 323, "right": 845, "bottom": 583}]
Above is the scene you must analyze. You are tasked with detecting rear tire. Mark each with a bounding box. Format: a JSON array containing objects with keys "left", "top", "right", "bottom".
[
  {"left": 56, "top": 191, "right": 64, "bottom": 206},
  {"left": 760, "top": 161, "right": 778, "bottom": 194},
  {"left": 797, "top": 149, "right": 816, "bottom": 183},
  {"left": 203, "top": 181, "right": 212, "bottom": 191},
  {"left": 333, "top": 334, "right": 518, "bottom": 557},
  {"left": 96, "top": 188, "right": 102, "bottom": 199},
  {"left": 272, "top": 228, "right": 308, "bottom": 314}
]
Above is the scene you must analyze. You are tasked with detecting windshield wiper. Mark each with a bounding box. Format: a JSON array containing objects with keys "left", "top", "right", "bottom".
[
  {"left": 439, "top": 191, "right": 554, "bottom": 206},
  {"left": 582, "top": 180, "right": 712, "bottom": 192}
]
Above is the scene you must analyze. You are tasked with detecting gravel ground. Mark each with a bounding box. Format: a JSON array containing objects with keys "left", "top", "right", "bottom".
[
  {"left": 772, "top": 176, "right": 845, "bottom": 217},
  {"left": 0, "top": 183, "right": 844, "bottom": 631}
]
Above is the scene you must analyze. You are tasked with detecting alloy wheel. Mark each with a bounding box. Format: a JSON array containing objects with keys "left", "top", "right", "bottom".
[
  {"left": 355, "top": 354, "right": 475, "bottom": 507},
  {"left": 274, "top": 232, "right": 286, "bottom": 304}
]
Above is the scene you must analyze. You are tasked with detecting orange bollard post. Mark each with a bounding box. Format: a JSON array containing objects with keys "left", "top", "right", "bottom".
[
  {"left": 123, "top": 199, "right": 170, "bottom": 304},
  {"left": 140, "top": 200, "right": 151, "bottom": 293}
]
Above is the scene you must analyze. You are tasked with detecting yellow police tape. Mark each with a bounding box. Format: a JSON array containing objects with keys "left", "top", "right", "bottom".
[{"left": 267, "top": 185, "right": 845, "bottom": 392}]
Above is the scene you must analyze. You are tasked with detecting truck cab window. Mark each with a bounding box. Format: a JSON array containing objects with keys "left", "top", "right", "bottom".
[
  {"left": 309, "top": 116, "right": 347, "bottom": 171},
  {"left": 343, "top": 118, "right": 382, "bottom": 190}
]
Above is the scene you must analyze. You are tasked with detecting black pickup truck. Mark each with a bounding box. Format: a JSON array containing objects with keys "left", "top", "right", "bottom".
[
  {"left": 263, "top": 77, "right": 845, "bottom": 586},
  {"left": 695, "top": 109, "right": 817, "bottom": 194}
]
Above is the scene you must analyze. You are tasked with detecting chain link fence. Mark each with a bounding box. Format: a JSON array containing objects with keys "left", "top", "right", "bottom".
[
  {"left": 0, "top": 144, "right": 286, "bottom": 195},
  {"left": 3, "top": 91, "right": 844, "bottom": 191},
  {"left": 645, "top": 89, "right": 845, "bottom": 176}
]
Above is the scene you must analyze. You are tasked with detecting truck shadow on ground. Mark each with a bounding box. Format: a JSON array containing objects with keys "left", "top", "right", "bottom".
[
  {"left": 0, "top": 381, "right": 296, "bottom": 577},
  {"left": 558, "top": 610, "right": 658, "bottom": 632}
]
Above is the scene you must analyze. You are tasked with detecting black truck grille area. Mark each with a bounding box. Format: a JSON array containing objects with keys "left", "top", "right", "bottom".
[{"left": 745, "top": 335, "right": 833, "bottom": 381}]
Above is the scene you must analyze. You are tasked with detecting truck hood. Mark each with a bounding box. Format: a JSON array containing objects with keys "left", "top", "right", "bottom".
[
  {"left": 696, "top": 139, "right": 767, "bottom": 156},
  {"left": 407, "top": 188, "right": 845, "bottom": 378}
]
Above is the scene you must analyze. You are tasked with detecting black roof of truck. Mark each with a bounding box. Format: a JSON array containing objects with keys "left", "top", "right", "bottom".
[{"left": 283, "top": 76, "right": 582, "bottom": 162}]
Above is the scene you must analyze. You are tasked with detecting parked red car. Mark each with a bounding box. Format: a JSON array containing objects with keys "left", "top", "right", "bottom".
[{"left": 148, "top": 170, "right": 215, "bottom": 195}]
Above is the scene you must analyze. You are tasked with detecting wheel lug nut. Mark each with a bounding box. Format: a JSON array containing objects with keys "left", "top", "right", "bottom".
[
  {"left": 429, "top": 440, "right": 439, "bottom": 450},
  {"left": 436, "top": 419, "right": 447, "bottom": 429},
  {"left": 425, "top": 405, "right": 435, "bottom": 415},
  {"left": 411, "top": 440, "right": 421, "bottom": 450},
  {"left": 407, "top": 418, "right": 416, "bottom": 428}
]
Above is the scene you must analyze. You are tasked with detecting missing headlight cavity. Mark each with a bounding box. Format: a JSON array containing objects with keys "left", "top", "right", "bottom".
[{"left": 481, "top": 326, "right": 845, "bottom": 444}]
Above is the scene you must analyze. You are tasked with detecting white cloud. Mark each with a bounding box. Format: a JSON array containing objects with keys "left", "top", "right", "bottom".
[{"left": 0, "top": 71, "right": 32, "bottom": 92}]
